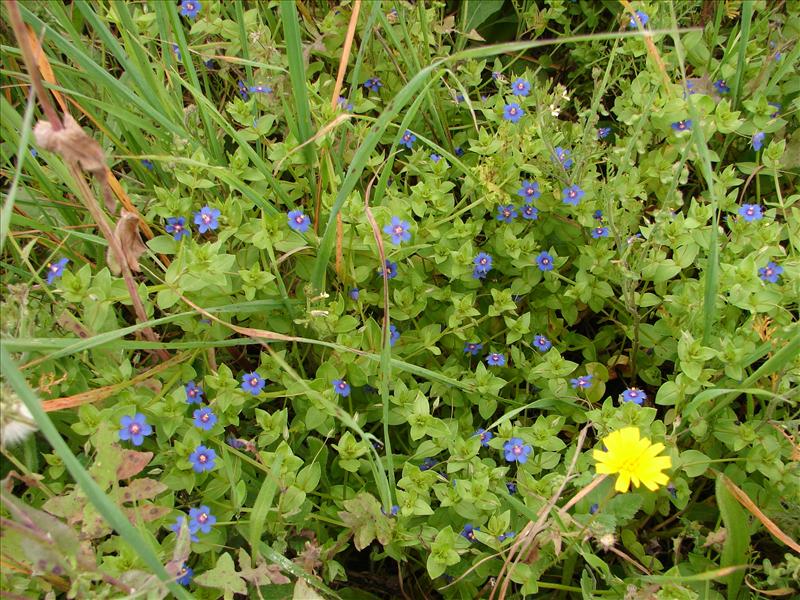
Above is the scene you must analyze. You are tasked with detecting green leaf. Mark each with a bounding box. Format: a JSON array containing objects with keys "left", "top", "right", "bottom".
[
  {"left": 463, "top": 0, "right": 504, "bottom": 31},
  {"left": 194, "top": 552, "right": 247, "bottom": 598},
  {"left": 715, "top": 475, "right": 749, "bottom": 599}
]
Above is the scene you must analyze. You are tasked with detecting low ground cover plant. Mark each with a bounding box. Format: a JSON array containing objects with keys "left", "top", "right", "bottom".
[{"left": 1, "top": 1, "right": 798, "bottom": 598}]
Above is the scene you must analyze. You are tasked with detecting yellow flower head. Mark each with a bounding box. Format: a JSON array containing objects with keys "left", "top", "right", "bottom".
[{"left": 593, "top": 427, "right": 672, "bottom": 493}]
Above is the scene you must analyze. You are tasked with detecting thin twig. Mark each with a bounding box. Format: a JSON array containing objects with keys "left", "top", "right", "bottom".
[{"left": 5, "top": 1, "right": 61, "bottom": 130}]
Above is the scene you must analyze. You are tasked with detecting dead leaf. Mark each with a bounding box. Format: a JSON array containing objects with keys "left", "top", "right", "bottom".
[
  {"left": 116, "top": 450, "right": 153, "bottom": 480},
  {"left": 238, "top": 548, "right": 290, "bottom": 585},
  {"left": 106, "top": 210, "right": 147, "bottom": 275},
  {"left": 117, "top": 478, "right": 167, "bottom": 503}
]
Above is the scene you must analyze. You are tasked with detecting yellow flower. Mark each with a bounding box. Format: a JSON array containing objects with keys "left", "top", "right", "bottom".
[{"left": 593, "top": 427, "right": 672, "bottom": 493}]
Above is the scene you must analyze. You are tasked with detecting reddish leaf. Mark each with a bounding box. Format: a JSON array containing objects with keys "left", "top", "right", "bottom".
[{"left": 116, "top": 450, "right": 153, "bottom": 480}]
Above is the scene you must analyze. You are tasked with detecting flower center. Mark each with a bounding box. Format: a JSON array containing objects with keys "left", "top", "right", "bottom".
[
  {"left": 198, "top": 513, "right": 207, "bottom": 523},
  {"left": 130, "top": 424, "right": 140, "bottom": 434},
  {"left": 765, "top": 268, "right": 773, "bottom": 276},
  {"left": 202, "top": 214, "right": 211, "bottom": 223},
  {"left": 542, "top": 258, "right": 550, "bottom": 264},
  {"left": 480, "top": 258, "right": 486, "bottom": 265},
  {"left": 201, "top": 413, "right": 209, "bottom": 422},
  {"left": 503, "top": 210, "right": 510, "bottom": 217},
  {"left": 513, "top": 445, "right": 522, "bottom": 455},
  {"left": 50, "top": 264, "right": 58, "bottom": 272},
  {"left": 198, "top": 454, "right": 207, "bottom": 463},
  {"left": 295, "top": 216, "right": 304, "bottom": 224},
  {"left": 250, "top": 377, "right": 258, "bottom": 386},
  {"left": 509, "top": 108, "right": 517, "bottom": 114},
  {"left": 394, "top": 226, "right": 403, "bottom": 234},
  {"left": 746, "top": 207, "right": 754, "bottom": 215},
  {"left": 569, "top": 190, "right": 576, "bottom": 198},
  {"left": 188, "top": 389, "right": 196, "bottom": 397}
]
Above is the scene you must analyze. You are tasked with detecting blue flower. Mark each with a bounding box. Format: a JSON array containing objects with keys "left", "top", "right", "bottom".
[
  {"left": 349, "top": 288, "right": 360, "bottom": 300},
  {"left": 622, "top": 387, "right": 647, "bottom": 404},
  {"left": 759, "top": 261, "right": 783, "bottom": 283},
  {"left": 517, "top": 180, "right": 541, "bottom": 201},
  {"left": 141, "top": 159, "right": 154, "bottom": 170},
  {"left": 204, "top": 58, "right": 216, "bottom": 69},
  {"left": 671, "top": 120, "right": 692, "bottom": 132},
  {"left": 532, "top": 335, "right": 552, "bottom": 351},
  {"left": 570, "top": 374, "right": 593, "bottom": 390},
  {"left": 473, "top": 252, "right": 493, "bottom": 275},
  {"left": 333, "top": 379, "right": 351, "bottom": 397},
  {"left": 389, "top": 324, "right": 400, "bottom": 346},
  {"left": 474, "top": 428, "right": 493, "bottom": 447},
  {"left": 166, "top": 217, "right": 190, "bottom": 240},
  {"left": 738, "top": 204, "right": 763, "bottom": 222},
  {"left": 593, "top": 209, "right": 604, "bottom": 220},
  {"left": 241, "top": 372, "right": 266, "bottom": 395},
  {"left": 589, "top": 503, "right": 599, "bottom": 514},
  {"left": 399, "top": 130, "right": 416, "bottom": 149},
  {"left": 177, "top": 563, "right": 193, "bottom": 586},
  {"left": 194, "top": 206, "right": 220, "bottom": 233},
  {"left": 562, "top": 184, "right": 584, "bottom": 206},
  {"left": 237, "top": 80, "right": 249, "bottom": 100},
  {"left": 189, "top": 505, "right": 216, "bottom": 534},
  {"left": 184, "top": 381, "right": 204, "bottom": 404},
  {"left": 503, "top": 438, "right": 532, "bottom": 463},
  {"left": 536, "top": 251, "right": 555, "bottom": 271},
  {"left": 172, "top": 44, "right": 181, "bottom": 62},
  {"left": 498, "top": 531, "right": 516, "bottom": 542},
  {"left": 45, "top": 258, "right": 69, "bottom": 285},
  {"left": 713, "top": 79, "right": 730, "bottom": 94},
  {"left": 119, "top": 413, "right": 152, "bottom": 446},
  {"left": 506, "top": 482, "right": 517, "bottom": 494},
  {"left": 419, "top": 457, "right": 437, "bottom": 471},
  {"left": 363, "top": 77, "right": 382, "bottom": 93},
  {"left": 521, "top": 205, "right": 539, "bottom": 220},
  {"left": 249, "top": 84, "right": 272, "bottom": 94},
  {"left": 430, "top": 153, "right": 441, "bottom": 163},
  {"left": 591, "top": 226, "right": 609, "bottom": 239},
  {"left": 382, "top": 504, "right": 400, "bottom": 517},
  {"left": 287, "top": 210, "right": 311, "bottom": 233},
  {"left": 193, "top": 407, "right": 217, "bottom": 431},
  {"left": 553, "top": 147, "right": 573, "bottom": 169},
  {"left": 511, "top": 78, "right": 531, "bottom": 96},
  {"left": 179, "top": 0, "right": 201, "bottom": 18},
  {"left": 486, "top": 353, "right": 506, "bottom": 367},
  {"left": 460, "top": 524, "right": 479, "bottom": 542},
  {"left": 188, "top": 445, "right": 216, "bottom": 473},
  {"left": 337, "top": 96, "right": 354, "bottom": 111},
  {"left": 628, "top": 10, "right": 649, "bottom": 27},
  {"left": 169, "top": 516, "right": 199, "bottom": 542},
  {"left": 752, "top": 131, "right": 765, "bottom": 151},
  {"left": 378, "top": 260, "right": 398, "bottom": 279},
  {"left": 226, "top": 435, "right": 246, "bottom": 449},
  {"left": 454, "top": 146, "right": 465, "bottom": 157},
  {"left": 464, "top": 342, "right": 483, "bottom": 356},
  {"left": 503, "top": 103, "right": 524, "bottom": 123},
  {"left": 597, "top": 127, "right": 611, "bottom": 139},
  {"left": 383, "top": 216, "right": 412, "bottom": 244},
  {"left": 30, "top": 147, "right": 38, "bottom": 157},
  {"left": 768, "top": 102, "right": 781, "bottom": 118},
  {"left": 496, "top": 204, "right": 518, "bottom": 223}
]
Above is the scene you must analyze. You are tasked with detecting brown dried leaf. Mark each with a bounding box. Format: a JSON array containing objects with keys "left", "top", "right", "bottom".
[
  {"left": 33, "top": 114, "right": 105, "bottom": 175},
  {"left": 293, "top": 540, "right": 322, "bottom": 576},
  {"left": 238, "top": 548, "right": 291, "bottom": 585},
  {"left": 106, "top": 210, "right": 147, "bottom": 275},
  {"left": 117, "top": 478, "right": 168, "bottom": 503},
  {"left": 116, "top": 449, "right": 153, "bottom": 480},
  {"left": 124, "top": 504, "right": 171, "bottom": 524}
]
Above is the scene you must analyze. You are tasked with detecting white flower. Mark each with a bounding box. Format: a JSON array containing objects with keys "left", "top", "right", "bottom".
[{"left": 1, "top": 391, "right": 37, "bottom": 447}]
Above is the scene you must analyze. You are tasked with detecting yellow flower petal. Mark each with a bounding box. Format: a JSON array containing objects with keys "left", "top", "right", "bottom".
[{"left": 593, "top": 427, "right": 672, "bottom": 494}]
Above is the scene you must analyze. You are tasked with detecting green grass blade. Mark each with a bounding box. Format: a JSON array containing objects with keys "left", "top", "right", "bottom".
[
  {"left": 248, "top": 450, "right": 283, "bottom": 565},
  {"left": 730, "top": 2, "right": 753, "bottom": 110},
  {"left": 279, "top": 0, "right": 316, "bottom": 166},
  {"left": 0, "top": 88, "right": 36, "bottom": 254},
  {"left": 715, "top": 474, "right": 749, "bottom": 599},
  {"left": 0, "top": 345, "right": 192, "bottom": 599}
]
